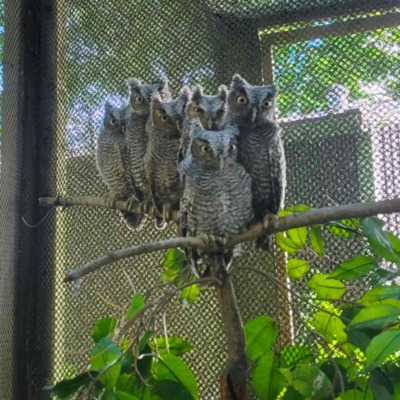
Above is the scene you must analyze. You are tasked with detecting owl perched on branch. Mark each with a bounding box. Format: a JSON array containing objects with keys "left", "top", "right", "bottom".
[
  {"left": 144, "top": 88, "right": 190, "bottom": 228},
  {"left": 226, "top": 74, "right": 286, "bottom": 250},
  {"left": 179, "top": 122, "right": 253, "bottom": 276},
  {"left": 180, "top": 85, "right": 228, "bottom": 162},
  {"left": 96, "top": 102, "right": 142, "bottom": 231},
  {"left": 123, "top": 77, "right": 170, "bottom": 229}
]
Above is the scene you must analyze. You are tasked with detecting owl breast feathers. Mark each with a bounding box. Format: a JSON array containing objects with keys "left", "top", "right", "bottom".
[
  {"left": 226, "top": 74, "right": 286, "bottom": 250},
  {"left": 179, "top": 122, "right": 253, "bottom": 274},
  {"left": 144, "top": 88, "right": 190, "bottom": 228}
]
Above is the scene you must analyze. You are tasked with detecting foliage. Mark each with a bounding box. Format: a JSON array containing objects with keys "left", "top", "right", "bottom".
[{"left": 47, "top": 210, "right": 400, "bottom": 399}]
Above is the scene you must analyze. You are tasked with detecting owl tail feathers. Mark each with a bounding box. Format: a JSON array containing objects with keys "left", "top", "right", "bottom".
[
  {"left": 255, "top": 234, "right": 273, "bottom": 251},
  {"left": 119, "top": 211, "right": 147, "bottom": 232}
]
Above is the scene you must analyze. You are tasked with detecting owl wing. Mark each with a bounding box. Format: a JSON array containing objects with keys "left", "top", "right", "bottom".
[{"left": 269, "top": 133, "right": 286, "bottom": 215}]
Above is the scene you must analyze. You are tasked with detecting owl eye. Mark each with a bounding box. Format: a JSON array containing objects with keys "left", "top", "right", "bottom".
[
  {"left": 136, "top": 96, "right": 144, "bottom": 102},
  {"left": 236, "top": 95, "right": 248, "bottom": 104},
  {"left": 160, "top": 114, "right": 169, "bottom": 122},
  {"left": 199, "top": 144, "right": 210, "bottom": 153},
  {"left": 229, "top": 144, "right": 237, "bottom": 151},
  {"left": 263, "top": 99, "right": 272, "bottom": 108},
  {"left": 193, "top": 106, "right": 203, "bottom": 113},
  {"left": 109, "top": 118, "right": 117, "bottom": 125}
]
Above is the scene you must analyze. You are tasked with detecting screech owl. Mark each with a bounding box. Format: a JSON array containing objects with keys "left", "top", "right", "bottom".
[
  {"left": 179, "top": 85, "right": 228, "bottom": 162},
  {"left": 96, "top": 102, "right": 143, "bottom": 231},
  {"left": 144, "top": 88, "right": 190, "bottom": 228},
  {"left": 179, "top": 122, "right": 253, "bottom": 276},
  {"left": 123, "top": 77, "right": 171, "bottom": 227},
  {"left": 226, "top": 74, "right": 286, "bottom": 250}
]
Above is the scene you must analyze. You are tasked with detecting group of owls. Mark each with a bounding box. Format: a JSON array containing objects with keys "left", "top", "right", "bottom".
[{"left": 96, "top": 74, "right": 286, "bottom": 274}]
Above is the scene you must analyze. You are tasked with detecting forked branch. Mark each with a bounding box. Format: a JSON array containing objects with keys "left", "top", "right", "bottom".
[{"left": 43, "top": 197, "right": 400, "bottom": 282}]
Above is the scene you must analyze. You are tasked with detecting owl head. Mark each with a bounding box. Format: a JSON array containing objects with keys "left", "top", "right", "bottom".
[
  {"left": 186, "top": 85, "right": 228, "bottom": 130},
  {"left": 126, "top": 76, "right": 170, "bottom": 115},
  {"left": 103, "top": 101, "right": 122, "bottom": 133},
  {"left": 227, "top": 74, "right": 277, "bottom": 127},
  {"left": 150, "top": 87, "right": 190, "bottom": 136},
  {"left": 189, "top": 122, "right": 239, "bottom": 170}
]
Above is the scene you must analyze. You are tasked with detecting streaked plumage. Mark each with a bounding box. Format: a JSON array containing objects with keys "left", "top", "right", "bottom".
[
  {"left": 179, "top": 123, "right": 253, "bottom": 276},
  {"left": 96, "top": 102, "right": 142, "bottom": 231},
  {"left": 226, "top": 74, "right": 286, "bottom": 250},
  {"left": 145, "top": 89, "right": 190, "bottom": 228}
]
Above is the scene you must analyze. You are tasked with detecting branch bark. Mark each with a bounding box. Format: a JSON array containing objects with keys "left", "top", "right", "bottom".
[{"left": 52, "top": 197, "right": 400, "bottom": 282}]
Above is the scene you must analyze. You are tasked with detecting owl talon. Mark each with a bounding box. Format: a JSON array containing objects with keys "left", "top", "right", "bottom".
[
  {"left": 162, "top": 204, "right": 171, "bottom": 223},
  {"left": 138, "top": 200, "right": 151, "bottom": 215},
  {"left": 106, "top": 194, "right": 119, "bottom": 209},
  {"left": 124, "top": 196, "right": 137, "bottom": 212},
  {"left": 198, "top": 234, "right": 226, "bottom": 251},
  {"left": 263, "top": 213, "right": 279, "bottom": 230}
]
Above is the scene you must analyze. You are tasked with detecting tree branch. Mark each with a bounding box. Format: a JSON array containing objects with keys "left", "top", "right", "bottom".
[{"left": 59, "top": 198, "right": 400, "bottom": 282}]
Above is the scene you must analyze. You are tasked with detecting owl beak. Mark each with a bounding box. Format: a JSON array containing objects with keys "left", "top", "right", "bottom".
[
  {"left": 251, "top": 107, "right": 257, "bottom": 123},
  {"left": 208, "top": 118, "right": 213, "bottom": 130},
  {"left": 219, "top": 155, "right": 225, "bottom": 170}
]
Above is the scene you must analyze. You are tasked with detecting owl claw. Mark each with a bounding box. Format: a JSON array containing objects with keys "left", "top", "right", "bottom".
[
  {"left": 105, "top": 194, "right": 119, "bottom": 209},
  {"left": 138, "top": 200, "right": 151, "bottom": 215},
  {"left": 124, "top": 196, "right": 137, "bottom": 212},
  {"left": 198, "top": 234, "right": 227, "bottom": 251},
  {"left": 263, "top": 213, "right": 279, "bottom": 230},
  {"left": 162, "top": 204, "right": 171, "bottom": 223}
]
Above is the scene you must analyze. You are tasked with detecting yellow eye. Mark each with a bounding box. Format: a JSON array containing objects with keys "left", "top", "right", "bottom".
[
  {"left": 236, "top": 95, "right": 248, "bottom": 104},
  {"left": 193, "top": 106, "right": 203, "bottom": 113},
  {"left": 136, "top": 96, "right": 144, "bottom": 102},
  {"left": 263, "top": 99, "right": 272, "bottom": 108},
  {"left": 160, "top": 114, "right": 169, "bottom": 122},
  {"left": 200, "top": 144, "right": 210, "bottom": 153},
  {"left": 230, "top": 144, "right": 237, "bottom": 151},
  {"left": 109, "top": 118, "right": 117, "bottom": 125}
]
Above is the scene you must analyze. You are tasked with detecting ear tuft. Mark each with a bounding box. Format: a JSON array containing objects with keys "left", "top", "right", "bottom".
[
  {"left": 230, "top": 74, "right": 248, "bottom": 89},
  {"left": 217, "top": 85, "right": 228, "bottom": 101},
  {"left": 151, "top": 92, "right": 163, "bottom": 109},
  {"left": 155, "top": 76, "right": 171, "bottom": 100},
  {"left": 191, "top": 86, "right": 203, "bottom": 103},
  {"left": 180, "top": 86, "right": 191, "bottom": 102},
  {"left": 126, "top": 78, "right": 141, "bottom": 93}
]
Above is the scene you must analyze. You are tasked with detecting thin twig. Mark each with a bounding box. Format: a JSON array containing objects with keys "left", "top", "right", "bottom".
[{"left": 62, "top": 198, "right": 400, "bottom": 282}]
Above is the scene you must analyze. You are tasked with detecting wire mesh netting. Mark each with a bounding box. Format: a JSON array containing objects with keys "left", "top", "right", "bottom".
[{"left": 0, "top": 0, "right": 400, "bottom": 399}]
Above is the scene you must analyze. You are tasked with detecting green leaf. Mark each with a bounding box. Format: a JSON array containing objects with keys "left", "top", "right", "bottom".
[
  {"left": 137, "top": 345, "right": 152, "bottom": 380},
  {"left": 155, "top": 354, "right": 198, "bottom": 400},
  {"left": 284, "top": 204, "right": 312, "bottom": 212},
  {"left": 310, "top": 225, "right": 325, "bottom": 255},
  {"left": 116, "top": 374, "right": 138, "bottom": 393},
  {"left": 370, "top": 368, "right": 394, "bottom": 400},
  {"left": 139, "top": 330, "right": 155, "bottom": 352},
  {"left": 43, "top": 372, "right": 93, "bottom": 398},
  {"left": 360, "top": 286, "right": 400, "bottom": 306},
  {"left": 276, "top": 232, "right": 302, "bottom": 254},
  {"left": 244, "top": 316, "right": 278, "bottom": 361},
  {"left": 314, "top": 311, "right": 347, "bottom": 343},
  {"left": 287, "top": 259, "right": 309, "bottom": 279},
  {"left": 179, "top": 284, "right": 199, "bottom": 305},
  {"left": 362, "top": 217, "right": 400, "bottom": 263},
  {"left": 161, "top": 249, "right": 188, "bottom": 283},
  {"left": 90, "top": 337, "right": 122, "bottom": 388},
  {"left": 150, "top": 337, "right": 193, "bottom": 356},
  {"left": 114, "top": 392, "right": 139, "bottom": 400},
  {"left": 334, "top": 389, "right": 373, "bottom": 400},
  {"left": 365, "top": 330, "right": 400, "bottom": 371},
  {"left": 92, "top": 317, "right": 117, "bottom": 343},
  {"left": 290, "top": 364, "right": 333, "bottom": 399},
  {"left": 326, "top": 219, "right": 360, "bottom": 238},
  {"left": 252, "top": 352, "right": 286, "bottom": 400},
  {"left": 348, "top": 303, "right": 400, "bottom": 329},
  {"left": 308, "top": 274, "right": 346, "bottom": 300},
  {"left": 153, "top": 380, "right": 193, "bottom": 400},
  {"left": 126, "top": 293, "right": 145, "bottom": 320},
  {"left": 280, "top": 345, "right": 314, "bottom": 367},
  {"left": 287, "top": 226, "right": 307, "bottom": 248},
  {"left": 328, "top": 255, "right": 377, "bottom": 281}
]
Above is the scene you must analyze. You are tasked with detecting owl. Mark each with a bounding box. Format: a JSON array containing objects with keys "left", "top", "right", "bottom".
[
  {"left": 144, "top": 88, "right": 190, "bottom": 228},
  {"left": 179, "top": 85, "right": 228, "bottom": 162},
  {"left": 179, "top": 123, "right": 253, "bottom": 276},
  {"left": 96, "top": 102, "right": 143, "bottom": 231},
  {"left": 226, "top": 74, "right": 286, "bottom": 250},
  {"left": 124, "top": 77, "right": 170, "bottom": 227}
]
